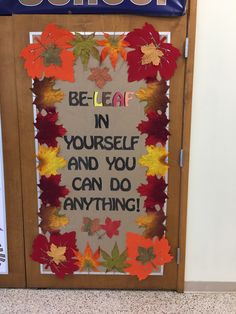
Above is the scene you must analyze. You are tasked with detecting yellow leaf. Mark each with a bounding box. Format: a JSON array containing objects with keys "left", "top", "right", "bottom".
[
  {"left": 141, "top": 43, "right": 164, "bottom": 66},
  {"left": 37, "top": 145, "right": 67, "bottom": 177},
  {"left": 139, "top": 145, "right": 168, "bottom": 177},
  {"left": 135, "top": 81, "right": 169, "bottom": 113},
  {"left": 47, "top": 243, "right": 66, "bottom": 265}
]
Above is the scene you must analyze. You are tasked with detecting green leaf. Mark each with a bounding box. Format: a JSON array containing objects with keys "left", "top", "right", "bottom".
[
  {"left": 71, "top": 32, "right": 100, "bottom": 70},
  {"left": 100, "top": 243, "right": 129, "bottom": 273},
  {"left": 136, "top": 246, "right": 156, "bottom": 265}
]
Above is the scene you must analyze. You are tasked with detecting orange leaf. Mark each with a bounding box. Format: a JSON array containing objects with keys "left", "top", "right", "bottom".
[
  {"left": 125, "top": 232, "right": 173, "bottom": 280},
  {"left": 74, "top": 243, "right": 100, "bottom": 272},
  {"left": 97, "top": 33, "right": 129, "bottom": 70}
]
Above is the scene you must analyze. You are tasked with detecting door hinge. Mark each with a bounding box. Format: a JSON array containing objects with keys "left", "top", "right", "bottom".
[
  {"left": 184, "top": 37, "right": 189, "bottom": 58},
  {"left": 179, "top": 149, "right": 184, "bottom": 168},
  {"left": 176, "top": 248, "right": 180, "bottom": 265}
]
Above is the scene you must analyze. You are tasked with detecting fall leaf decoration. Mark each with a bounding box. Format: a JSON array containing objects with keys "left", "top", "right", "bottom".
[
  {"left": 31, "top": 232, "right": 78, "bottom": 278},
  {"left": 101, "top": 243, "right": 130, "bottom": 273},
  {"left": 38, "top": 205, "right": 69, "bottom": 234},
  {"left": 81, "top": 217, "right": 101, "bottom": 236},
  {"left": 74, "top": 243, "right": 100, "bottom": 272},
  {"left": 100, "top": 217, "right": 121, "bottom": 239},
  {"left": 39, "top": 174, "right": 69, "bottom": 207},
  {"left": 136, "top": 80, "right": 169, "bottom": 114},
  {"left": 37, "top": 145, "right": 67, "bottom": 177},
  {"left": 71, "top": 33, "right": 100, "bottom": 70},
  {"left": 125, "top": 23, "right": 181, "bottom": 82},
  {"left": 97, "top": 33, "right": 129, "bottom": 69},
  {"left": 137, "top": 111, "right": 170, "bottom": 146},
  {"left": 34, "top": 112, "right": 67, "bottom": 147},
  {"left": 139, "top": 145, "right": 168, "bottom": 177},
  {"left": 125, "top": 232, "right": 173, "bottom": 280},
  {"left": 136, "top": 211, "right": 166, "bottom": 239},
  {"left": 20, "top": 23, "right": 75, "bottom": 82},
  {"left": 88, "top": 67, "right": 112, "bottom": 89},
  {"left": 141, "top": 43, "right": 164, "bottom": 66},
  {"left": 31, "top": 77, "right": 64, "bottom": 112},
  {"left": 137, "top": 176, "right": 168, "bottom": 210}
]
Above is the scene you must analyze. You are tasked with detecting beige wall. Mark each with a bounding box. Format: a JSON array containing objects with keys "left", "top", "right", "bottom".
[{"left": 185, "top": 0, "right": 236, "bottom": 282}]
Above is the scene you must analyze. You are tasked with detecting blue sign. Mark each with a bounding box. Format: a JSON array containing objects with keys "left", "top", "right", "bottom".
[{"left": 0, "top": 0, "right": 187, "bottom": 16}]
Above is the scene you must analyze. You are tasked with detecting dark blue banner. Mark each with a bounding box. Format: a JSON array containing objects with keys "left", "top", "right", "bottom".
[{"left": 0, "top": 0, "right": 187, "bottom": 16}]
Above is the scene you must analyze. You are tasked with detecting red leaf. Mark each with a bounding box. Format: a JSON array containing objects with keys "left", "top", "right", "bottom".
[
  {"left": 38, "top": 175, "right": 69, "bottom": 207},
  {"left": 137, "top": 111, "right": 170, "bottom": 146},
  {"left": 125, "top": 23, "right": 181, "bottom": 82},
  {"left": 101, "top": 217, "right": 121, "bottom": 239},
  {"left": 31, "top": 232, "right": 78, "bottom": 278},
  {"left": 34, "top": 112, "right": 67, "bottom": 147},
  {"left": 137, "top": 176, "right": 168, "bottom": 209}
]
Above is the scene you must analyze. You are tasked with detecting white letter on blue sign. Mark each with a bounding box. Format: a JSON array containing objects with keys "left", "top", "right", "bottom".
[{"left": 19, "top": 0, "right": 43, "bottom": 6}]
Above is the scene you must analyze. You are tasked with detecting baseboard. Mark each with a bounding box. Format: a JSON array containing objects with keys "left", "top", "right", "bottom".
[{"left": 184, "top": 281, "right": 236, "bottom": 292}]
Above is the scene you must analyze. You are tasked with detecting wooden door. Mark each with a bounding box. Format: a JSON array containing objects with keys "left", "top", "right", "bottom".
[{"left": 13, "top": 13, "right": 188, "bottom": 290}]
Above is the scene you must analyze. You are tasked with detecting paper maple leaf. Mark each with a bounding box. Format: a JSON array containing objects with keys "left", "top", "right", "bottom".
[
  {"left": 137, "top": 111, "right": 170, "bottom": 146},
  {"left": 141, "top": 43, "right": 164, "bottom": 66},
  {"left": 37, "top": 145, "right": 67, "bottom": 177},
  {"left": 88, "top": 67, "right": 112, "bottom": 89},
  {"left": 38, "top": 205, "right": 69, "bottom": 234},
  {"left": 74, "top": 243, "right": 100, "bottom": 272},
  {"left": 38, "top": 174, "right": 69, "bottom": 207},
  {"left": 34, "top": 112, "right": 67, "bottom": 147},
  {"left": 20, "top": 23, "right": 75, "bottom": 82},
  {"left": 136, "top": 211, "right": 166, "bottom": 239},
  {"left": 125, "top": 23, "right": 181, "bottom": 82},
  {"left": 101, "top": 243, "right": 130, "bottom": 273},
  {"left": 97, "top": 33, "right": 129, "bottom": 69},
  {"left": 100, "top": 217, "right": 121, "bottom": 239},
  {"left": 31, "top": 77, "right": 64, "bottom": 112},
  {"left": 71, "top": 32, "right": 100, "bottom": 70},
  {"left": 139, "top": 145, "right": 168, "bottom": 177},
  {"left": 31, "top": 232, "right": 78, "bottom": 278},
  {"left": 137, "top": 176, "right": 168, "bottom": 209},
  {"left": 136, "top": 80, "right": 169, "bottom": 114},
  {"left": 81, "top": 217, "right": 101, "bottom": 236},
  {"left": 125, "top": 232, "right": 173, "bottom": 281}
]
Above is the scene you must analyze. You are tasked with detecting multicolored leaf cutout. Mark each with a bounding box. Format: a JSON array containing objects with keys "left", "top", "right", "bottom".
[
  {"left": 31, "top": 77, "right": 64, "bottom": 112},
  {"left": 20, "top": 23, "right": 75, "bottom": 82},
  {"left": 38, "top": 205, "right": 69, "bottom": 234},
  {"left": 101, "top": 243, "right": 130, "bottom": 273},
  {"left": 31, "top": 232, "right": 78, "bottom": 278},
  {"left": 71, "top": 33, "right": 100, "bottom": 70},
  {"left": 74, "top": 243, "right": 100, "bottom": 272},
  {"left": 97, "top": 33, "right": 129, "bottom": 69},
  {"left": 136, "top": 80, "right": 169, "bottom": 114}
]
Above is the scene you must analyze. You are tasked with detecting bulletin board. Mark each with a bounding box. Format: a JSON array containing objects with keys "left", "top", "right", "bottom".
[{"left": 0, "top": 0, "right": 197, "bottom": 291}]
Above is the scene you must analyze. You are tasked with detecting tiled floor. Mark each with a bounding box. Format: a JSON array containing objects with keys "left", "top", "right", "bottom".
[{"left": 0, "top": 289, "right": 235, "bottom": 314}]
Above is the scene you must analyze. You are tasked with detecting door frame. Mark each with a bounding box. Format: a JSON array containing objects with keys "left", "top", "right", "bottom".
[
  {"left": 177, "top": 0, "right": 197, "bottom": 292},
  {"left": 0, "top": 17, "right": 26, "bottom": 288}
]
